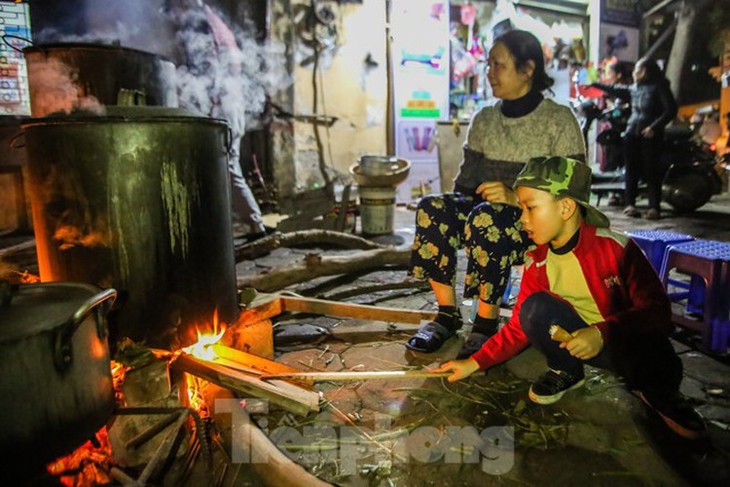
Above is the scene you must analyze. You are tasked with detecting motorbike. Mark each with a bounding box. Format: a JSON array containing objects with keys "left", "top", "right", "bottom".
[{"left": 575, "top": 97, "right": 723, "bottom": 213}]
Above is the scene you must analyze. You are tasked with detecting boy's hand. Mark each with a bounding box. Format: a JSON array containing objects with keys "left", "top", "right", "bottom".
[
  {"left": 432, "top": 358, "right": 480, "bottom": 382},
  {"left": 559, "top": 326, "right": 603, "bottom": 360},
  {"left": 475, "top": 182, "right": 518, "bottom": 206}
]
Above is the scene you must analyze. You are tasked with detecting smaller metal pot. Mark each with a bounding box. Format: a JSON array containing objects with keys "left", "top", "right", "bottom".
[
  {"left": 0, "top": 282, "right": 117, "bottom": 475},
  {"left": 23, "top": 42, "right": 178, "bottom": 116}
]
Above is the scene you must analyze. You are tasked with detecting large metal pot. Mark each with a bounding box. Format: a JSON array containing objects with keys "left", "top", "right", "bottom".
[
  {"left": 0, "top": 282, "right": 117, "bottom": 475},
  {"left": 21, "top": 107, "right": 238, "bottom": 347},
  {"left": 23, "top": 42, "right": 178, "bottom": 116}
]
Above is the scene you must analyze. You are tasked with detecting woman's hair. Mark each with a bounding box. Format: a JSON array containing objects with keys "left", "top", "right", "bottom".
[
  {"left": 608, "top": 61, "right": 633, "bottom": 83},
  {"left": 495, "top": 29, "right": 554, "bottom": 93},
  {"left": 637, "top": 57, "right": 666, "bottom": 84}
]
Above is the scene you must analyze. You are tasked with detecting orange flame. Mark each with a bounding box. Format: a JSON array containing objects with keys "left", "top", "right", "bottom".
[
  {"left": 46, "top": 428, "right": 112, "bottom": 486},
  {"left": 181, "top": 310, "right": 227, "bottom": 417},
  {"left": 182, "top": 309, "right": 226, "bottom": 361},
  {"left": 186, "top": 374, "right": 210, "bottom": 417}
]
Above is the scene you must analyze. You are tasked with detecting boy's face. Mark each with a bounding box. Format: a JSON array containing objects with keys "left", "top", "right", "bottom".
[{"left": 516, "top": 186, "right": 576, "bottom": 247}]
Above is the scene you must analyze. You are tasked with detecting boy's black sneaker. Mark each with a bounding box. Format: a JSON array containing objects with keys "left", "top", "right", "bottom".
[
  {"left": 637, "top": 391, "right": 706, "bottom": 440},
  {"left": 528, "top": 369, "right": 585, "bottom": 405}
]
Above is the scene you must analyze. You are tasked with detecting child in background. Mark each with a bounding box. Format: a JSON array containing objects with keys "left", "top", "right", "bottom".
[{"left": 435, "top": 156, "right": 705, "bottom": 440}]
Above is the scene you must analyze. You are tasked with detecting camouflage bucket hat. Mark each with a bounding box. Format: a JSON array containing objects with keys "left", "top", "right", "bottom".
[{"left": 513, "top": 156, "right": 610, "bottom": 228}]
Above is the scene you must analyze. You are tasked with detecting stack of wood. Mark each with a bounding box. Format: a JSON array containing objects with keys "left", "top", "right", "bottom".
[{"left": 170, "top": 344, "right": 321, "bottom": 417}]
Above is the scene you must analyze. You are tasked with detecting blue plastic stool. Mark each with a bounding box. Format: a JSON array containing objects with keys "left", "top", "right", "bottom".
[
  {"left": 625, "top": 229, "right": 704, "bottom": 313},
  {"left": 660, "top": 240, "right": 730, "bottom": 353},
  {"left": 625, "top": 230, "right": 694, "bottom": 271}
]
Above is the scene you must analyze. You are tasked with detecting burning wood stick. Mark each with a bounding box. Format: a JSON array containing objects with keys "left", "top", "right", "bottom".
[
  {"left": 549, "top": 325, "right": 573, "bottom": 343},
  {"left": 210, "top": 344, "right": 314, "bottom": 389},
  {"left": 171, "top": 352, "right": 320, "bottom": 416},
  {"left": 261, "top": 370, "right": 451, "bottom": 382}
]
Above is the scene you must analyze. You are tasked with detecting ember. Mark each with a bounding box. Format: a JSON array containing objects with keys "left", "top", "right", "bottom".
[
  {"left": 46, "top": 428, "right": 112, "bottom": 487},
  {"left": 43, "top": 361, "right": 129, "bottom": 486}
]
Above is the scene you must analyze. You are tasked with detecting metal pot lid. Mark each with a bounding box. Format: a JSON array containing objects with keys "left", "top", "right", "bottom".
[
  {"left": 0, "top": 282, "right": 102, "bottom": 343},
  {"left": 20, "top": 106, "right": 226, "bottom": 125}
]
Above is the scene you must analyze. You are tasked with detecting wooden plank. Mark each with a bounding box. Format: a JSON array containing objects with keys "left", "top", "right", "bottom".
[
  {"left": 236, "top": 296, "right": 284, "bottom": 325},
  {"left": 171, "top": 352, "right": 319, "bottom": 416},
  {"left": 210, "top": 344, "right": 313, "bottom": 388},
  {"left": 281, "top": 296, "right": 436, "bottom": 324},
  {"left": 262, "top": 370, "right": 450, "bottom": 382}
]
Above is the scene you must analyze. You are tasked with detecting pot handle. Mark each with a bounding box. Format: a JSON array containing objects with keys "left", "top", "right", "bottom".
[
  {"left": 53, "top": 288, "right": 118, "bottom": 373},
  {"left": 225, "top": 125, "right": 233, "bottom": 155},
  {"left": 9, "top": 131, "right": 25, "bottom": 149}
]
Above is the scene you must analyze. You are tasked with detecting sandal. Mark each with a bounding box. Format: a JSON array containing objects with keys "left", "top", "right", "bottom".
[
  {"left": 623, "top": 205, "right": 641, "bottom": 218},
  {"left": 456, "top": 330, "right": 494, "bottom": 360},
  {"left": 406, "top": 321, "right": 457, "bottom": 353}
]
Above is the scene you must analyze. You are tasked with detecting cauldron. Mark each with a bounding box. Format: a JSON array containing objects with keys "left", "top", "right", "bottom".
[{"left": 21, "top": 107, "right": 239, "bottom": 346}]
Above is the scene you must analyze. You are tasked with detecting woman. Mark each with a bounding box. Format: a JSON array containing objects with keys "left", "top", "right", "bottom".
[
  {"left": 597, "top": 60, "right": 633, "bottom": 206},
  {"left": 591, "top": 58, "right": 677, "bottom": 220},
  {"left": 407, "top": 29, "right": 585, "bottom": 358},
  {"left": 598, "top": 60, "right": 632, "bottom": 173}
]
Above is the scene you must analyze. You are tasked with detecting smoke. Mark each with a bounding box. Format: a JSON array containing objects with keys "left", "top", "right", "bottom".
[
  {"left": 25, "top": 56, "right": 104, "bottom": 116},
  {"left": 29, "top": 0, "right": 290, "bottom": 128},
  {"left": 35, "top": 24, "right": 140, "bottom": 47},
  {"left": 167, "top": 5, "right": 291, "bottom": 133},
  {"left": 34, "top": 0, "right": 177, "bottom": 58}
]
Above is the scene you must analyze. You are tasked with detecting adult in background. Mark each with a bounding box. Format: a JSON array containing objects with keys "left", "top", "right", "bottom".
[
  {"left": 591, "top": 58, "right": 678, "bottom": 220},
  {"left": 166, "top": 0, "right": 267, "bottom": 238},
  {"left": 407, "top": 29, "right": 585, "bottom": 359}
]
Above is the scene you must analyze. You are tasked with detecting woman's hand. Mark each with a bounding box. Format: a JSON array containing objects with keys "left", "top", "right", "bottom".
[
  {"left": 475, "top": 181, "right": 518, "bottom": 206},
  {"left": 432, "top": 358, "right": 481, "bottom": 382},
  {"left": 641, "top": 126, "right": 655, "bottom": 138},
  {"left": 559, "top": 326, "right": 604, "bottom": 360}
]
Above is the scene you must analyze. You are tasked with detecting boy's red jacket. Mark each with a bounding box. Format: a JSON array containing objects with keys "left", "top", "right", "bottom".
[{"left": 471, "top": 224, "right": 674, "bottom": 370}]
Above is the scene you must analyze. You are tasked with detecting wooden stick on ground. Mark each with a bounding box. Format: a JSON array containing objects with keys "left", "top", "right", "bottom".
[
  {"left": 235, "top": 229, "right": 385, "bottom": 262},
  {"left": 261, "top": 370, "right": 450, "bottom": 382},
  {"left": 214, "top": 404, "right": 333, "bottom": 487},
  {"left": 236, "top": 245, "right": 411, "bottom": 292},
  {"left": 281, "top": 295, "right": 436, "bottom": 324}
]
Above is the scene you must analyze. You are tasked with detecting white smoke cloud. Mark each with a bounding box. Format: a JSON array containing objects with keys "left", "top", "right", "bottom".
[
  {"left": 26, "top": 56, "right": 104, "bottom": 116},
  {"left": 29, "top": 1, "right": 291, "bottom": 128},
  {"left": 168, "top": 6, "right": 292, "bottom": 133},
  {"left": 35, "top": 24, "right": 139, "bottom": 47}
]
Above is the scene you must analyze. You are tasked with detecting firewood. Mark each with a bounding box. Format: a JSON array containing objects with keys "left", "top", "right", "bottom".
[
  {"left": 210, "top": 344, "right": 313, "bottom": 389},
  {"left": 170, "top": 352, "right": 319, "bottom": 416},
  {"left": 281, "top": 295, "right": 436, "bottom": 324},
  {"left": 235, "top": 229, "right": 384, "bottom": 261},
  {"left": 261, "top": 370, "right": 451, "bottom": 382},
  {"left": 211, "top": 400, "right": 332, "bottom": 487},
  {"left": 319, "top": 280, "right": 430, "bottom": 300},
  {"left": 236, "top": 245, "right": 411, "bottom": 292}
]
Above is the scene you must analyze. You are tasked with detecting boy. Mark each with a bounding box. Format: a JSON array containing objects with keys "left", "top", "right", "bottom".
[{"left": 435, "top": 156, "right": 705, "bottom": 439}]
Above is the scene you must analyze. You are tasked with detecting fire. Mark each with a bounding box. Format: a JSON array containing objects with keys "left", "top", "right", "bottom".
[
  {"left": 46, "top": 428, "right": 112, "bottom": 486},
  {"left": 181, "top": 310, "right": 227, "bottom": 416},
  {"left": 186, "top": 374, "right": 211, "bottom": 418},
  {"left": 182, "top": 309, "right": 226, "bottom": 361}
]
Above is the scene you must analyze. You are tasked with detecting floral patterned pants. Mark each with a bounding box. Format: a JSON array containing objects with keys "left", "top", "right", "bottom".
[{"left": 409, "top": 193, "right": 532, "bottom": 303}]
